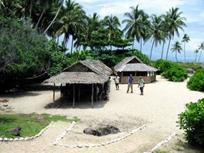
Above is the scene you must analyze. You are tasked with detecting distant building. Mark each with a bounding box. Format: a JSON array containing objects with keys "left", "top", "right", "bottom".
[
  {"left": 45, "top": 59, "right": 112, "bottom": 107},
  {"left": 114, "top": 56, "right": 157, "bottom": 84}
]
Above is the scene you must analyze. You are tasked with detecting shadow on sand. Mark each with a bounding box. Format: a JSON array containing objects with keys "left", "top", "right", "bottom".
[
  {"left": 1, "top": 90, "right": 41, "bottom": 98},
  {"left": 45, "top": 97, "right": 108, "bottom": 109}
]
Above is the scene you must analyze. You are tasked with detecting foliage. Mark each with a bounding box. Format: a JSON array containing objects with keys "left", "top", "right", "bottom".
[
  {"left": 178, "top": 63, "right": 202, "bottom": 71},
  {"left": 179, "top": 99, "right": 204, "bottom": 146},
  {"left": 163, "top": 65, "right": 187, "bottom": 82},
  {"left": 93, "top": 49, "right": 151, "bottom": 67},
  {"left": 154, "top": 59, "right": 187, "bottom": 82},
  {"left": 0, "top": 18, "right": 51, "bottom": 90},
  {"left": 154, "top": 59, "right": 176, "bottom": 73},
  {"left": 48, "top": 40, "right": 70, "bottom": 76},
  {"left": 187, "top": 69, "right": 204, "bottom": 91},
  {"left": 0, "top": 113, "right": 79, "bottom": 138}
]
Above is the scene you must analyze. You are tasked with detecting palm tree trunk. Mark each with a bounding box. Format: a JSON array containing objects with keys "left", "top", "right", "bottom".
[
  {"left": 35, "top": 9, "right": 46, "bottom": 28},
  {"left": 150, "top": 40, "right": 155, "bottom": 60},
  {"left": 71, "top": 37, "right": 74, "bottom": 54},
  {"left": 166, "top": 38, "right": 172, "bottom": 60},
  {"left": 29, "top": 1, "right": 33, "bottom": 18},
  {"left": 44, "top": 1, "right": 63, "bottom": 34},
  {"left": 198, "top": 50, "right": 202, "bottom": 63},
  {"left": 161, "top": 41, "right": 165, "bottom": 59},
  {"left": 184, "top": 42, "right": 186, "bottom": 63},
  {"left": 140, "top": 39, "right": 143, "bottom": 52},
  {"left": 195, "top": 53, "right": 198, "bottom": 63},
  {"left": 175, "top": 51, "right": 178, "bottom": 62}
]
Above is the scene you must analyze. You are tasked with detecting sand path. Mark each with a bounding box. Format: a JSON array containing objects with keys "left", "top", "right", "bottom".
[{"left": 0, "top": 76, "right": 203, "bottom": 153}]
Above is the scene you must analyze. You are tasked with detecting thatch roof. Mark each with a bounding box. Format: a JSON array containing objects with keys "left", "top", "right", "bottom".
[
  {"left": 44, "top": 72, "right": 108, "bottom": 84},
  {"left": 114, "top": 56, "right": 143, "bottom": 71},
  {"left": 80, "top": 59, "right": 112, "bottom": 76},
  {"left": 64, "top": 59, "right": 112, "bottom": 77},
  {"left": 117, "top": 63, "right": 158, "bottom": 72},
  {"left": 114, "top": 56, "right": 157, "bottom": 72},
  {"left": 45, "top": 59, "right": 111, "bottom": 85}
]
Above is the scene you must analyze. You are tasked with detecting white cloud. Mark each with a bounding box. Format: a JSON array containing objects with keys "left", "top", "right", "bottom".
[{"left": 97, "top": 0, "right": 185, "bottom": 17}]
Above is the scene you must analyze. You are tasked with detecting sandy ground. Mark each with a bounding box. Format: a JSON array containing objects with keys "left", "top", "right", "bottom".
[{"left": 0, "top": 76, "right": 203, "bottom": 153}]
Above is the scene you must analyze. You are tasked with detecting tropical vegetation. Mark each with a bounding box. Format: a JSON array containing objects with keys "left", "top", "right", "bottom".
[
  {"left": 0, "top": 113, "right": 79, "bottom": 138},
  {"left": 187, "top": 69, "right": 204, "bottom": 91},
  {"left": 179, "top": 99, "right": 204, "bottom": 146}
]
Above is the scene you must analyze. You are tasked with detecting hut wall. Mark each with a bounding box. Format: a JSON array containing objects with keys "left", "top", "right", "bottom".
[{"left": 120, "top": 75, "right": 156, "bottom": 84}]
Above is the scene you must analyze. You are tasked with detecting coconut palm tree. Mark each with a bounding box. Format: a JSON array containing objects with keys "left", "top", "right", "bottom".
[
  {"left": 103, "top": 15, "right": 121, "bottom": 50},
  {"left": 165, "top": 8, "right": 186, "bottom": 60},
  {"left": 149, "top": 15, "right": 163, "bottom": 60},
  {"left": 44, "top": 0, "right": 64, "bottom": 34},
  {"left": 182, "top": 34, "right": 190, "bottom": 62},
  {"left": 55, "top": 0, "right": 86, "bottom": 53},
  {"left": 198, "top": 42, "right": 204, "bottom": 63},
  {"left": 122, "top": 5, "right": 146, "bottom": 50},
  {"left": 171, "top": 41, "right": 182, "bottom": 62}
]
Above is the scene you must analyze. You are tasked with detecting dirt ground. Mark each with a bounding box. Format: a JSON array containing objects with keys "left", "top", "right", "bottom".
[{"left": 0, "top": 76, "right": 203, "bottom": 153}]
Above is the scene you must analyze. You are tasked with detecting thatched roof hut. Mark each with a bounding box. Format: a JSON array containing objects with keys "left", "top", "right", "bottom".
[
  {"left": 114, "top": 56, "right": 157, "bottom": 84},
  {"left": 45, "top": 59, "right": 112, "bottom": 107}
]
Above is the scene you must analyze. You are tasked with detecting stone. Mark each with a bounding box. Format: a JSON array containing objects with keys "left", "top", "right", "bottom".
[
  {"left": 9, "top": 127, "right": 21, "bottom": 136},
  {"left": 83, "top": 125, "right": 120, "bottom": 136}
]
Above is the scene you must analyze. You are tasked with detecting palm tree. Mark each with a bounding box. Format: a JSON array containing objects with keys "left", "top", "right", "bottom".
[
  {"left": 103, "top": 15, "right": 121, "bottom": 50},
  {"left": 194, "top": 49, "right": 199, "bottom": 63},
  {"left": 122, "top": 5, "right": 146, "bottom": 50},
  {"left": 165, "top": 8, "right": 186, "bottom": 60},
  {"left": 182, "top": 34, "right": 190, "bottom": 62},
  {"left": 160, "top": 15, "right": 169, "bottom": 59},
  {"left": 44, "top": 0, "right": 64, "bottom": 34},
  {"left": 171, "top": 41, "right": 182, "bottom": 62},
  {"left": 149, "top": 15, "right": 163, "bottom": 60},
  {"left": 55, "top": 0, "right": 86, "bottom": 53},
  {"left": 198, "top": 42, "right": 204, "bottom": 63}
]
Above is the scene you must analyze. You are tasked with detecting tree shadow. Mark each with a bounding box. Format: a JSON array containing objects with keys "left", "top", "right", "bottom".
[
  {"left": 1, "top": 91, "right": 41, "bottom": 98},
  {"left": 45, "top": 97, "right": 108, "bottom": 109}
]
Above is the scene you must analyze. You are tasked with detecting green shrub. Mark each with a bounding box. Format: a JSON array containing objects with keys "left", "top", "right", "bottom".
[
  {"left": 163, "top": 65, "right": 188, "bottom": 82},
  {"left": 187, "top": 69, "right": 204, "bottom": 91},
  {"left": 154, "top": 59, "right": 176, "bottom": 73},
  {"left": 178, "top": 99, "right": 204, "bottom": 146}
]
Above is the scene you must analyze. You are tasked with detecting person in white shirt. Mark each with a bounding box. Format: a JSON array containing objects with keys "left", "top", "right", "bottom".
[
  {"left": 114, "top": 74, "right": 120, "bottom": 90},
  {"left": 138, "top": 77, "right": 145, "bottom": 95}
]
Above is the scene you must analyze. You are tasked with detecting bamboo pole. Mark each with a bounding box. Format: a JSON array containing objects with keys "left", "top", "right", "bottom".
[
  {"left": 91, "top": 84, "right": 94, "bottom": 107},
  {"left": 73, "top": 84, "right": 75, "bottom": 108},
  {"left": 53, "top": 83, "right": 55, "bottom": 102}
]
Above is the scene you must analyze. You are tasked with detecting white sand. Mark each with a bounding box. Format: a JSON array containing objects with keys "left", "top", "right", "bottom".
[{"left": 0, "top": 76, "right": 203, "bottom": 153}]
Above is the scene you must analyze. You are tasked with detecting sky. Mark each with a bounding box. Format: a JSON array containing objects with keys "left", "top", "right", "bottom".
[{"left": 74, "top": 0, "right": 204, "bottom": 62}]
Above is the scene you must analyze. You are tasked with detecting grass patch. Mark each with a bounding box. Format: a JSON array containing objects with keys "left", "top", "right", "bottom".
[
  {"left": 0, "top": 113, "right": 79, "bottom": 138},
  {"left": 154, "top": 150, "right": 169, "bottom": 153}
]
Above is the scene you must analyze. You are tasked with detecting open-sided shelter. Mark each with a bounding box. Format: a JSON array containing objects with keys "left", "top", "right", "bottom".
[
  {"left": 45, "top": 59, "right": 112, "bottom": 107},
  {"left": 114, "top": 56, "right": 157, "bottom": 84}
]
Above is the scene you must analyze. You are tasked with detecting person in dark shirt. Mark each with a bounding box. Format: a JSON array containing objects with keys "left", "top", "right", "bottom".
[{"left": 127, "top": 74, "right": 133, "bottom": 93}]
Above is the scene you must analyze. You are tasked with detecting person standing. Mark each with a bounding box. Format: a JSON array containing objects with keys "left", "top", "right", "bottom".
[
  {"left": 127, "top": 74, "right": 133, "bottom": 93},
  {"left": 114, "top": 74, "right": 120, "bottom": 90},
  {"left": 138, "top": 77, "right": 145, "bottom": 95}
]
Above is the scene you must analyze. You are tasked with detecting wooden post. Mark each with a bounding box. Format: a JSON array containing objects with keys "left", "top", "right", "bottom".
[
  {"left": 91, "top": 84, "right": 94, "bottom": 107},
  {"left": 73, "top": 84, "right": 75, "bottom": 108},
  {"left": 53, "top": 83, "right": 55, "bottom": 102},
  {"left": 60, "top": 83, "right": 62, "bottom": 98},
  {"left": 78, "top": 85, "right": 80, "bottom": 102}
]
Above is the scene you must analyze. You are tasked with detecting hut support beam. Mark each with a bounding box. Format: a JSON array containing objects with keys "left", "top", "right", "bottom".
[
  {"left": 73, "top": 84, "right": 75, "bottom": 108},
  {"left": 91, "top": 84, "right": 94, "bottom": 107},
  {"left": 53, "top": 83, "right": 55, "bottom": 102}
]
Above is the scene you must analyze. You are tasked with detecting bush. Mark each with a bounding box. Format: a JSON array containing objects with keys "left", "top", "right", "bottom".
[
  {"left": 154, "top": 59, "right": 176, "bottom": 73},
  {"left": 187, "top": 69, "right": 204, "bottom": 91},
  {"left": 154, "top": 60, "right": 187, "bottom": 82},
  {"left": 163, "top": 65, "right": 188, "bottom": 82},
  {"left": 179, "top": 99, "right": 204, "bottom": 146}
]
